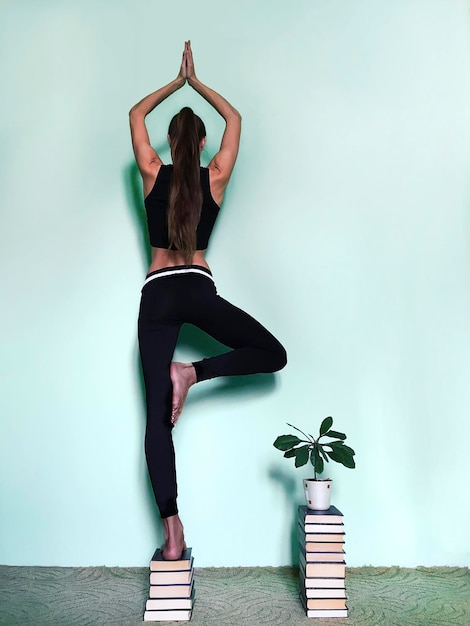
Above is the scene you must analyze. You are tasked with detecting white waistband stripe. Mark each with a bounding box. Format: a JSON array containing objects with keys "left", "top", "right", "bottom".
[{"left": 143, "top": 268, "right": 214, "bottom": 287}]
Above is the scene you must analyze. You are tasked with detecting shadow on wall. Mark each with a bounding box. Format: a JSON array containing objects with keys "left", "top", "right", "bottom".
[
  {"left": 179, "top": 324, "right": 278, "bottom": 408},
  {"left": 269, "top": 467, "right": 299, "bottom": 565},
  {"left": 132, "top": 348, "right": 163, "bottom": 542}
]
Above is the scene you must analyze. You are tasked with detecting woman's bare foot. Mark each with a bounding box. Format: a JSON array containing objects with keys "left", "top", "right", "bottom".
[
  {"left": 161, "top": 514, "right": 186, "bottom": 560},
  {"left": 170, "top": 362, "right": 196, "bottom": 424}
]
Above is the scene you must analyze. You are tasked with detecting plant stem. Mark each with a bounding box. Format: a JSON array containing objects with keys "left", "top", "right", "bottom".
[{"left": 287, "top": 423, "right": 313, "bottom": 443}]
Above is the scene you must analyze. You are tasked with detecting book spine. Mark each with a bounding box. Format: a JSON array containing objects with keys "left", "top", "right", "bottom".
[
  {"left": 148, "top": 581, "right": 194, "bottom": 599},
  {"left": 150, "top": 562, "right": 192, "bottom": 572},
  {"left": 146, "top": 596, "right": 194, "bottom": 610},
  {"left": 300, "top": 574, "right": 346, "bottom": 589},
  {"left": 305, "top": 608, "right": 349, "bottom": 618},
  {"left": 149, "top": 572, "right": 192, "bottom": 585},
  {"left": 305, "top": 588, "right": 347, "bottom": 599},
  {"left": 144, "top": 609, "right": 191, "bottom": 622},
  {"left": 305, "top": 562, "right": 346, "bottom": 578},
  {"left": 304, "top": 541, "right": 345, "bottom": 552},
  {"left": 303, "top": 523, "right": 345, "bottom": 533},
  {"left": 304, "top": 550, "right": 345, "bottom": 563},
  {"left": 306, "top": 598, "right": 347, "bottom": 610}
]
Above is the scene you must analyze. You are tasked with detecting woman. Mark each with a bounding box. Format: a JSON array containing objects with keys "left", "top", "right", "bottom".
[{"left": 129, "top": 41, "right": 286, "bottom": 560}]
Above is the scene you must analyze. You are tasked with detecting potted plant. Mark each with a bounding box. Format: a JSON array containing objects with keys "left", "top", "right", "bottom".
[{"left": 273, "top": 416, "right": 356, "bottom": 510}]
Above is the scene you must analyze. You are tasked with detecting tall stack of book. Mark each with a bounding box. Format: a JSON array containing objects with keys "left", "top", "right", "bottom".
[
  {"left": 144, "top": 547, "right": 195, "bottom": 622},
  {"left": 298, "top": 505, "right": 348, "bottom": 618}
]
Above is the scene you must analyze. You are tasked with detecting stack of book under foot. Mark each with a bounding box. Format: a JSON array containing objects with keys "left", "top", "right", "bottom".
[
  {"left": 143, "top": 547, "right": 195, "bottom": 622},
  {"left": 298, "top": 505, "right": 348, "bottom": 618}
]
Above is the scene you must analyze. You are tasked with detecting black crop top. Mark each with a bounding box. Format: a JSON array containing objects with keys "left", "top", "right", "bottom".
[{"left": 144, "top": 165, "right": 220, "bottom": 250}]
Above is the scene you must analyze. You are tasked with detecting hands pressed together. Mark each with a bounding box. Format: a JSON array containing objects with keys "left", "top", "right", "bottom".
[{"left": 177, "top": 40, "right": 196, "bottom": 84}]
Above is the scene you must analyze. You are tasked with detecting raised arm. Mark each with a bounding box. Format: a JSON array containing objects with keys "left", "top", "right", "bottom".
[
  {"left": 129, "top": 49, "right": 186, "bottom": 191},
  {"left": 185, "top": 42, "right": 241, "bottom": 198}
]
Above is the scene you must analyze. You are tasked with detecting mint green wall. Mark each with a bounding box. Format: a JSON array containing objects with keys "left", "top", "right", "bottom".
[{"left": 1, "top": 0, "right": 469, "bottom": 567}]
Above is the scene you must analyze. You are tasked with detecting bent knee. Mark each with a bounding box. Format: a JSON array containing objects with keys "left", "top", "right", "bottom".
[{"left": 271, "top": 343, "right": 287, "bottom": 372}]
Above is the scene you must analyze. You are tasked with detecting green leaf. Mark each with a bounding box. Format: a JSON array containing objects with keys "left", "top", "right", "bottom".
[
  {"left": 326, "top": 448, "right": 356, "bottom": 469},
  {"left": 314, "top": 447, "right": 324, "bottom": 476},
  {"left": 273, "top": 435, "right": 302, "bottom": 451},
  {"left": 318, "top": 444, "right": 330, "bottom": 464},
  {"left": 319, "top": 416, "right": 333, "bottom": 436},
  {"left": 310, "top": 448, "right": 315, "bottom": 466},
  {"left": 295, "top": 445, "right": 310, "bottom": 468},
  {"left": 283, "top": 448, "right": 297, "bottom": 458},
  {"left": 325, "top": 430, "right": 346, "bottom": 440},
  {"left": 325, "top": 448, "right": 347, "bottom": 463},
  {"left": 329, "top": 441, "right": 356, "bottom": 456}
]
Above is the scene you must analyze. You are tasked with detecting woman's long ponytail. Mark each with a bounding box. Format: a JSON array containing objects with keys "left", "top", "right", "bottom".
[{"left": 167, "top": 107, "right": 206, "bottom": 264}]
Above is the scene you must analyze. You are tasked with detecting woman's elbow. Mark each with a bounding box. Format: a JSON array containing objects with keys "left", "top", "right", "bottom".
[
  {"left": 129, "top": 106, "right": 144, "bottom": 121},
  {"left": 228, "top": 107, "right": 241, "bottom": 123}
]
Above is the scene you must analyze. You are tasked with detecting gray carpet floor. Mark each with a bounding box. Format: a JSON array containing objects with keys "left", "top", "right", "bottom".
[{"left": 0, "top": 565, "right": 468, "bottom": 626}]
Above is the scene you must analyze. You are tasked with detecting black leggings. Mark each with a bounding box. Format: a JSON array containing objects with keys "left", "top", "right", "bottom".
[{"left": 138, "top": 265, "right": 287, "bottom": 518}]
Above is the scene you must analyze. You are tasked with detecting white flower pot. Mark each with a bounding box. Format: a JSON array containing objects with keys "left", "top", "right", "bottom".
[{"left": 304, "top": 478, "right": 332, "bottom": 511}]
